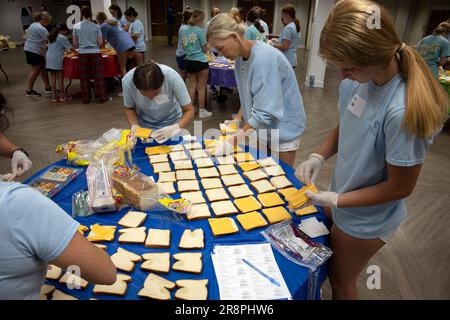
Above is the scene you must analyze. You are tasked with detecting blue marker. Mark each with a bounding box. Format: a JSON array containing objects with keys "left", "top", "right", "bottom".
[{"left": 242, "top": 259, "right": 281, "bottom": 287}]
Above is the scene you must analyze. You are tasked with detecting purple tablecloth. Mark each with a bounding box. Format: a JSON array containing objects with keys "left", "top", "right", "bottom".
[{"left": 208, "top": 64, "right": 237, "bottom": 88}]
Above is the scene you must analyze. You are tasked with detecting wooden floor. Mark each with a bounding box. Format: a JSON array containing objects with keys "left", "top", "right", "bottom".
[{"left": 0, "top": 39, "right": 449, "bottom": 300}]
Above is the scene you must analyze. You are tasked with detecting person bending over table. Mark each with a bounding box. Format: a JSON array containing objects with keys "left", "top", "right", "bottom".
[
  {"left": 0, "top": 92, "right": 116, "bottom": 299},
  {"left": 294, "top": 0, "right": 448, "bottom": 300},
  {"left": 96, "top": 12, "right": 143, "bottom": 78},
  {"left": 207, "top": 13, "right": 306, "bottom": 166},
  {"left": 0, "top": 93, "right": 32, "bottom": 182},
  {"left": 122, "top": 62, "right": 195, "bottom": 143}
]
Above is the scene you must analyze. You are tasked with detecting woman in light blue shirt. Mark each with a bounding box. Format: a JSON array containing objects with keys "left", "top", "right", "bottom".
[
  {"left": 207, "top": 14, "right": 306, "bottom": 166},
  {"left": 273, "top": 4, "right": 300, "bottom": 68},
  {"left": 295, "top": 0, "right": 448, "bottom": 300},
  {"left": 244, "top": 8, "right": 266, "bottom": 42},
  {"left": 176, "top": 9, "right": 193, "bottom": 81},
  {"left": 0, "top": 92, "right": 116, "bottom": 300},
  {"left": 109, "top": 4, "right": 129, "bottom": 31},
  {"left": 24, "top": 11, "right": 52, "bottom": 97},
  {"left": 46, "top": 24, "right": 74, "bottom": 102},
  {"left": 125, "top": 7, "right": 146, "bottom": 62},
  {"left": 180, "top": 9, "right": 212, "bottom": 119},
  {"left": 416, "top": 22, "right": 450, "bottom": 78}
]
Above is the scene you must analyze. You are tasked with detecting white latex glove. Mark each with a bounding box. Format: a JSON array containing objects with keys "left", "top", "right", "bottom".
[
  {"left": 224, "top": 118, "right": 243, "bottom": 129},
  {"left": 131, "top": 124, "right": 141, "bottom": 133},
  {"left": 11, "top": 150, "right": 33, "bottom": 177},
  {"left": 304, "top": 190, "right": 339, "bottom": 208},
  {"left": 0, "top": 173, "right": 14, "bottom": 182},
  {"left": 295, "top": 153, "right": 325, "bottom": 185},
  {"left": 152, "top": 124, "right": 180, "bottom": 144},
  {"left": 214, "top": 140, "right": 234, "bottom": 156}
]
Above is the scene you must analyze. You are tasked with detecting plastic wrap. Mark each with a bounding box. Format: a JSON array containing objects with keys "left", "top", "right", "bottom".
[
  {"left": 86, "top": 159, "right": 118, "bottom": 213},
  {"left": 72, "top": 190, "right": 95, "bottom": 218},
  {"left": 110, "top": 165, "right": 159, "bottom": 211}
]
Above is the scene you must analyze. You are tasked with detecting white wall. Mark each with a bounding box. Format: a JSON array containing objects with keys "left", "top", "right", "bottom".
[{"left": 0, "top": 0, "right": 42, "bottom": 43}]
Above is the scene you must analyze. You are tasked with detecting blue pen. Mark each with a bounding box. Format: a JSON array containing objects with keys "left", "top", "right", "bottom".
[{"left": 242, "top": 258, "right": 281, "bottom": 287}]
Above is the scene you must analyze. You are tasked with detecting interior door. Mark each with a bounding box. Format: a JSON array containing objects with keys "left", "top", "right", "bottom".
[
  {"left": 150, "top": 0, "right": 183, "bottom": 37},
  {"left": 237, "top": 0, "right": 275, "bottom": 33},
  {"left": 425, "top": 9, "right": 450, "bottom": 36}
]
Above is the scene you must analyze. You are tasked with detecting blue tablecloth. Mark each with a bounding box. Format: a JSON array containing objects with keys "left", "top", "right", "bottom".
[
  {"left": 31, "top": 140, "right": 329, "bottom": 300},
  {"left": 208, "top": 64, "right": 237, "bottom": 88}
]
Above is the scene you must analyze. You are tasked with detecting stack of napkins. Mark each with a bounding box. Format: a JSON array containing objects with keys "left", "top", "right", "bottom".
[{"left": 299, "top": 217, "right": 329, "bottom": 238}]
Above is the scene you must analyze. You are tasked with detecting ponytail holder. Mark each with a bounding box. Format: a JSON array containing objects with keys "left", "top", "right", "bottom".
[{"left": 395, "top": 42, "right": 406, "bottom": 61}]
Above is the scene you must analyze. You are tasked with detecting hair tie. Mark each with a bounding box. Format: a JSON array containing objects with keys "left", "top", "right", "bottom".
[{"left": 397, "top": 43, "right": 406, "bottom": 53}]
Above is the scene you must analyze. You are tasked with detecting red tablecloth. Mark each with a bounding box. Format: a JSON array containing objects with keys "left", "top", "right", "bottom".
[{"left": 63, "top": 55, "right": 121, "bottom": 79}]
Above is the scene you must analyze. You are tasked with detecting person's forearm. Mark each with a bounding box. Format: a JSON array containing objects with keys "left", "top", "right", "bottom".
[
  {"left": 125, "top": 108, "right": 139, "bottom": 127},
  {"left": 0, "top": 134, "right": 18, "bottom": 158},
  {"left": 177, "top": 105, "right": 195, "bottom": 128},
  {"left": 316, "top": 124, "right": 339, "bottom": 160}
]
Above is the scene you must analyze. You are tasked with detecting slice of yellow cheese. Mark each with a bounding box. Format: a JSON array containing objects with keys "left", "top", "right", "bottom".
[
  {"left": 78, "top": 225, "right": 89, "bottom": 235},
  {"left": 238, "top": 161, "right": 260, "bottom": 172},
  {"left": 278, "top": 187, "right": 298, "bottom": 199},
  {"left": 234, "top": 196, "right": 262, "bottom": 213},
  {"left": 87, "top": 224, "right": 116, "bottom": 242},
  {"left": 262, "top": 206, "right": 292, "bottom": 224},
  {"left": 235, "top": 153, "right": 255, "bottom": 163},
  {"left": 145, "top": 145, "right": 172, "bottom": 155},
  {"left": 134, "top": 128, "right": 152, "bottom": 139},
  {"left": 257, "top": 192, "right": 285, "bottom": 208},
  {"left": 208, "top": 217, "right": 239, "bottom": 237},
  {"left": 295, "top": 206, "right": 318, "bottom": 216},
  {"left": 236, "top": 211, "right": 268, "bottom": 231},
  {"left": 286, "top": 185, "right": 318, "bottom": 209}
]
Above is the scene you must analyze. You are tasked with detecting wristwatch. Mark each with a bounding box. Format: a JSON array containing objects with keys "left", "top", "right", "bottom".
[{"left": 12, "top": 147, "right": 30, "bottom": 158}]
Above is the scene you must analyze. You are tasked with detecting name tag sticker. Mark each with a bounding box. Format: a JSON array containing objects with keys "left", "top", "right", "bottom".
[
  {"left": 347, "top": 95, "right": 367, "bottom": 118},
  {"left": 154, "top": 94, "right": 170, "bottom": 105}
]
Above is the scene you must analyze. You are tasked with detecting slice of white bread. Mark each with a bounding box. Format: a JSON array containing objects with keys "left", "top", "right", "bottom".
[
  {"left": 186, "top": 203, "right": 211, "bottom": 220},
  {"left": 157, "top": 182, "right": 177, "bottom": 195},
  {"left": 228, "top": 184, "right": 254, "bottom": 199},
  {"left": 263, "top": 165, "right": 285, "bottom": 177},
  {"left": 93, "top": 274, "right": 132, "bottom": 296},
  {"left": 243, "top": 169, "right": 268, "bottom": 181},
  {"left": 95, "top": 244, "right": 107, "bottom": 250},
  {"left": 145, "top": 229, "right": 171, "bottom": 248},
  {"left": 217, "top": 164, "right": 238, "bottom": 175},
  {"left": 174, "top": 279, "right": 208, "bottom": 300},
  {"left": 215, "top": 155, "right": 236, "bottom": 165},
  {"left": 183, "top": 141, "right": 203, "bottom": 149},
  {"left": 210, "top": 200, "right": 238, "bottom": 217},
  {"left": 152, "top": 162, "right": 172, "bottom": 173},
  {"left": 51, "top": 289, "right": 78, "bottom": 300},
  {"left": 177, "top": 180, "right": 200, "bottom": 192},
  {"left": 176, "top": 170, "right": 196, "bottom": 180},
  {"left": 189, "top": 149, "right": 209, "bottom": 159},
  {"left": 170, "top": 144, "right": 185, "bottom": 152},
  {"left": 149, "top": 154, "right": 169, "bottom": 164},
  {"left": 251, "top": 179, "right": 276, "bottom": 193},
  {"left": 179, "top": 229, "right": 204, "bottom": 249},
  {"left": 270, "top": 175, "right": 293, "bottom": 189},
  {"left": 200, "top": 178, "right": 223, "bottom": 190},
  {"left": 59, "top": 272, "right": 89, "bottom": 290},
  {"left": 180, "top": 191, "right": 206, "bottom": 204},
  {"left": 205, "top": 188, "right": 230, "bottom": 202},
  {"left": 173, "top": 160, "right": 193, "bottom": 170},
  {"left": 138, "top": 273, "right": 176, "bottom": 300},
  {"left": 169, "top": 151, "right": 188, "bottom": 161},
  {"left": 221, "top": 174, "right": 245, "bottom": 187},
  {"left": 118, "top": 211, "right": 147, "bottom": 228},
  {"left": 118, "top": 227, "right": 147, "bottom": 244},
  {"left": 141, "top": 252, "right": 171, "bottom": 273},
  {"left": 158, "top": 171, "right": 177, "bottom": 183},
  {"left": 111, "top": 247, "right": 142, "bottom": 272},
  {"left": 195, "top": 157, "right": 215, "bottom": 168},
  {"left": 197, "top": 167, "right": 220, "bottom": 178},
  {"left": 46, "top": 264, "right": 62, "bottom": 280},
  {"left": 172, "top": 252, "right": 203, "bottom": 274},
  {"left": 257, "top": 157, "right": 278, "bottom": 167}
]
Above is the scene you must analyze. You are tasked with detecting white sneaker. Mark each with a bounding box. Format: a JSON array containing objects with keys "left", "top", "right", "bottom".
[{"left": 199, "top": 109, "right": 212, "bottom": 118}]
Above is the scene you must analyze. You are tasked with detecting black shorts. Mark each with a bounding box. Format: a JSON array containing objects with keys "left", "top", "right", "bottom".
[
  {"left": 25, "top": 51, "right": 45, "bottom": 66},
  {"left": 185, "top": 59, "right": 209, "bottom": 73},
  {"left": 46, "top": 68, "right": 62, "bottom": 72},
  {"left": 176, "top": 55, "right": 186, "bottom": 71},
  {"left": 126, "top": 46, "right": 136, "bottom": 52}
]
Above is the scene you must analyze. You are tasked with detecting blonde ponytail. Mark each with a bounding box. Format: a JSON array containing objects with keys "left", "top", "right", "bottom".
[{"left": 319, "top": 0, "right": 448, "bottom": 138}]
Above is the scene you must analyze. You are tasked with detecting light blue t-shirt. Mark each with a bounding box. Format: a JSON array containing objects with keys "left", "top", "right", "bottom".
[
  {"left": 234, "top": 41, "right": 306, "bottom": 143},
  {"left": 129, "top": 19, "right": 146, "bottom": 53},
  {"left": 279, "top": 22, "right": 299, "bottom": 67},
  {"left": 260, "top": 19, "right": 269, "bottom": 35},
  {"left": 46, "top": 34, "right": 73, "bottom": 70},
  {"left": 331, "top": 75, "right": 436, "bottom": 239},
  {"left": 0, "top": 182, "right": 79, "bottom": 300},
  {"left": 24, "top": 22, "right": 49, "bottom": 56},
  {"left": 112, "top": 16, "right": 129, "bottom": 30},
  {"left": 416, "top": 35, "right": 450, "bottom": 78},
  {"left": 245, "top": 24, "right": 267, "bottom": 42},
  {"left": 176, "top": 24, "right": 190, "bottom": 57},
  {"left": 122, "top": 64, "right": 192, "bottom": 130},
  {"left": 73, "top": 20, "right": 102, "bottom": 54},
  {"left": 100, "top": 22, "right": 135, "bottom": 54},
  {"left": 180, "top": 26, "right": 207, "bottom": 62}
]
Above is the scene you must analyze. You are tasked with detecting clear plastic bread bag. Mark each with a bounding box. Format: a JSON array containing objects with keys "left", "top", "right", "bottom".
[{"left": 110, "top": 165, "right": 160, "bottom": 211}]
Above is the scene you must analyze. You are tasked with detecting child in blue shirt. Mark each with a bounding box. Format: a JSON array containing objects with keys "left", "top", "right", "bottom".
[
  {"left": 295, "top": 0, "right": 448, "bottom": 300},
  {"left": 109, "top": 4, "right": 129, "bottom": 31},
  {"left": 46, "top": 24, "right": 74, "bottom": 102},
  {"left": 207, "top": 14, "right": 306, "bottom": 166},
  {"left": 244, "top": 8, "right": 266, "bottom": 42},
  {"left": 124, "top": 7, "right": 146, "bottom": 61}
]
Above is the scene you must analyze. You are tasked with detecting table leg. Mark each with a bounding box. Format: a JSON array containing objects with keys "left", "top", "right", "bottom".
[{"left": 65, "top": 78, "right": 72, "bottom": 94}]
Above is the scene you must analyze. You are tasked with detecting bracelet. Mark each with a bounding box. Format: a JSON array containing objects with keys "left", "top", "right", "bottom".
[{"left": 12, "top": 147, "right": 29, "bottom": 158}]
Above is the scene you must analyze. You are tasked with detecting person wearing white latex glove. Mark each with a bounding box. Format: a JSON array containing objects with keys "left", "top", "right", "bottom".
[
  {"left": 213, "top": 139, "right": 234, "bottom": 156},
  {"left": 152, "top": 123, "right": 181, "bottom": 144},
  {"left": 122, "top": 62, "right": 194, "bottom": 143},
  {"left": 304, "top": 190, "right": 339, "bottom": 209},
  {"left": 295, "top": 153, "right": 325, "bottom": 185},
  {"left": 11, "top": 149, "right": 33, "bottom": 177},
  {"left": 0, "top": 173, "right": 14, "bottom": 182}
]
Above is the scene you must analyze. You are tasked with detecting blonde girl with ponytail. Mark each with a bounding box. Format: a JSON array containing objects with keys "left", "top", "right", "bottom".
[
  {"left": 295, "top": 0, "right": 448, "bottom": 299},
  {"left": 207, "top": 13, "right": 306, "bottom": 166}
]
